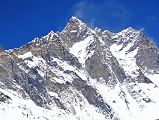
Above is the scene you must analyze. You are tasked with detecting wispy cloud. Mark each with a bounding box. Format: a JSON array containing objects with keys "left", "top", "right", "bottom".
[
  {"left": 74, "top": 1, "right": 86, "bottom": 19},
  {"left": 73, "top": 0, "right": 133, "bottom": 31},
  {"left": 147, "top": 16, "right": 158, "bottom": 23}
]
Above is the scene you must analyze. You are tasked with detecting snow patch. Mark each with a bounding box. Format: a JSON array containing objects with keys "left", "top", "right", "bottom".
[
  {"left": 110, "top": 42, "right": 139, "bottom": 78},
  {"left": 18, "top": 52, "right": 33, "bottom": 59},
  {"left": 70, "top": 35, "right": 95, "bottom": 66},
  {"left": 144, "top": 74, "right": 159, "bottom": 87}
]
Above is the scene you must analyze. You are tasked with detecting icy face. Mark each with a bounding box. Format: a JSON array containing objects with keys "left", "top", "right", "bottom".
[
  {"left": 110, "top": 34, "right": 139, "bottom": 78},
  {"left": 70, "top": 35, "right": 95, "bottom": 66},
  {"left": 0, "top": 17, "right": 159, "bottom": 120}
]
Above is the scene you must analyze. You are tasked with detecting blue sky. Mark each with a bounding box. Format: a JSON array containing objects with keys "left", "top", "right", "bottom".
[{"left": 0, "top": 0, "right": 159, "bottom": 49}]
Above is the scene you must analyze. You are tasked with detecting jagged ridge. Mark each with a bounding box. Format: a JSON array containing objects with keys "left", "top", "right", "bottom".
[{"left": 0, "top": 16, "right": 159, "bottom": 120}]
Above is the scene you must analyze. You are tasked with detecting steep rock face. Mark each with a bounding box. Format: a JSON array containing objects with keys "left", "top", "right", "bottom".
[
  {"left": 61, "top": 17, "right": 93, "bottom": 47},
  {"left": 0, "top": 17, "right": 159, "bottom": 120}
]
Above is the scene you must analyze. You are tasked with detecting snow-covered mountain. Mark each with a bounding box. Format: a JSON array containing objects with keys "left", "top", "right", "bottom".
[{"left": 0, "top": 16, "right": 159, "bottom": 120}]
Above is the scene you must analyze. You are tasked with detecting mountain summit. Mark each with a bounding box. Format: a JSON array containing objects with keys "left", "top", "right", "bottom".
[{"left": 0, "top": 17, "right": 159, "bottom": 120}]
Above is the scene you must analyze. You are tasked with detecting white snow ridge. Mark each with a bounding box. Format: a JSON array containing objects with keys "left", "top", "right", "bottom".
[{"left": 0, "top": 17, "right": 159, "bottom": 120}]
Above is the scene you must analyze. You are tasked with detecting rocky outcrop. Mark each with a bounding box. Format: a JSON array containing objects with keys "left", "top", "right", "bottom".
[{"left": 0, "top": 17, "right": 159, "bottom": 120}]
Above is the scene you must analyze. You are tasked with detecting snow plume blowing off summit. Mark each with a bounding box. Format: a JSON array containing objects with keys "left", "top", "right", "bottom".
[{"left": 0, "top": 17, "right": 159, "bottom": 120}]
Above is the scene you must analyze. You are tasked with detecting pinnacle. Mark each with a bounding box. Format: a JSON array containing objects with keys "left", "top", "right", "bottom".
[
  {"left": 70, "top": 16, "right": 81, "bottom": 22},
  {"left": 63, "top": 16, "right": 86, "bottom": 31},
  {"left": 68, "top": 16, "right": 85, "bottom": 26}
]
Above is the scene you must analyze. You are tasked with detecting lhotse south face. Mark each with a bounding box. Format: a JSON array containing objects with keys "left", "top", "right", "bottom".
[{"left": 0, "top": 17, "right": 159, "bottom": 120}]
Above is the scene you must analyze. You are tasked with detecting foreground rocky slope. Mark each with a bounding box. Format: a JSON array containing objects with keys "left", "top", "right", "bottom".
[{"left": 0, "top": 17, "right": 159, "bottom": 120}]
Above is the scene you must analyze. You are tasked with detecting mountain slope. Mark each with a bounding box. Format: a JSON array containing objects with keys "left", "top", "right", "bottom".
[{"left": 0, "top": 16, "right": 159, "bottom": 120}]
